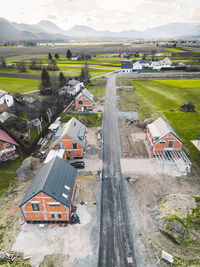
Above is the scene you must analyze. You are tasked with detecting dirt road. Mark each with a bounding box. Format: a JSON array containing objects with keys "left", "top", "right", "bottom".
[{"left": 98, "top": 75, "right": 139, "bottom": 266}]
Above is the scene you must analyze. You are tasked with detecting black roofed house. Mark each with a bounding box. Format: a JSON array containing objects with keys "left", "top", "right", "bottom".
[
  {"left": 120, "top": 60, "right": 133, "bottom": 73},
  {"left": 19, "top": 156, "right": 77, "bottom": 225}
]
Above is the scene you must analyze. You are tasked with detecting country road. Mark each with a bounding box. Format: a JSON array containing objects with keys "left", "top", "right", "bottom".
[{"left": 98, "top": 75, "right": 137, "bottom": 266}]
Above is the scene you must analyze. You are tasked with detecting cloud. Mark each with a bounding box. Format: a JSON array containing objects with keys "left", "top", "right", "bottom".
[{"left": 47, "top": 15, "right": 57, "bottom": 20}]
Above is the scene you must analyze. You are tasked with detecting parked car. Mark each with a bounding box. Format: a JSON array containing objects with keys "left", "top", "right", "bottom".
[{"left": 70, "top": 161, "right": 85, "bottom": 169}]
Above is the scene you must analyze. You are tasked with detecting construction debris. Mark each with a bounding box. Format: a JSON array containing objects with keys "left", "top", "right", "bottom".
[{"left": 0, "top": 250, "right": 23, "bottom": 262}]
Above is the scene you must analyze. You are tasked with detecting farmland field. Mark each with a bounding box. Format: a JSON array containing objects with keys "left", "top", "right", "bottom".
[
  {"left": 0, "top": 77, "right": 39, "bottom": 94},
  {"left": 131, "top": 79, "right": 200, "bottom": 164}
]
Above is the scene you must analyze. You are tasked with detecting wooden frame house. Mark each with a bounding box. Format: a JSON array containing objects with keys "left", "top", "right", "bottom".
[{"left": 19, "top": 156, "right": 77, "bottom": 225}]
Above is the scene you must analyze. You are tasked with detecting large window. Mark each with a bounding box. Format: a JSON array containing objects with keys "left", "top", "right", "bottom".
[
  {"left": 31, "top": 203, "right": 40, "bottom": 211},
  {"left": 78, "top": 100, "right": 83, "bottom": 105},
  {"left": 72, "top": 143, "right": 77, "bottom": 149}
]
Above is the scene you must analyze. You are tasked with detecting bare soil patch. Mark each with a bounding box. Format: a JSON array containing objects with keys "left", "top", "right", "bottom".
[{"left": 119, "top": 118, "right": 148, "bottom": 158}]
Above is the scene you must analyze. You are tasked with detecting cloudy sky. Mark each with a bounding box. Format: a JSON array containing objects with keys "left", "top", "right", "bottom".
[{"left": 0, "top": 0, "right": 200, "bottom": 31}]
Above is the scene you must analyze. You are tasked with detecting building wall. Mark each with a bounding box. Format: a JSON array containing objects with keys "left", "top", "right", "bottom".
[
  {"left": 21, "top": 189, "right": 76, "bottom": 222},
  {"left": 146, "top": 128, "right": 183, "bottom": 157},
  {"left": 55, "top": 135, "right": 84, "bottom": 158},
  {"left": 75, "top": 95, "right": 93, "bottom": 111},
  {"left": 0, "top": 141, "right": 16, "bottom": 159}
]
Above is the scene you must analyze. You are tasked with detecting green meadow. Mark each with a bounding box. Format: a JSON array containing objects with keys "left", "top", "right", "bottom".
[
  {"left": 0, "top": 77, "right": 39, "bottom": 94},
  {"left": 131, "top": 79, "right": 200, "bottom": 164}
]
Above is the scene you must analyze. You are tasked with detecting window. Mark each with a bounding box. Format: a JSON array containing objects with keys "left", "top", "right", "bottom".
[
  {"left": 72, "top": 143, "right": 77, "bottom": 149},
  {"left": 51, "top": 214, "right": 55, "bottom": 219},
  {"left": 160, "top": 141, "right": 166, "bottom": 144},
  {"left": 78, "top": 100, "right": 83, "bottom": 105},
  {"left": 168, "top": 141, "right": 174, "bottom": 148},
  {"left": 49, "top": 203, "right": 60, "bottom": 207},
  {"left": 58, "top": 214, "right": 62, "bottom": 219},
  {"left": 32, "top": 203, "right": 40, "bottom": 211}
]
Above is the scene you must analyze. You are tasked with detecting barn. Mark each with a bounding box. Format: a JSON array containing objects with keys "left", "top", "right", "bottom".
[{"left": 19, "top": 156, "right": 77, "bottom": 225}]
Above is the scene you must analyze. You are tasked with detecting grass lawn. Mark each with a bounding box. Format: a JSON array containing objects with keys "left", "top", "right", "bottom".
[
  {"left": 166, "top": 48, "right": 186, "bottom": 53},
  {"left": 60, "top": 113, "right": 102, "bottom": 127},
  {"left": 0, "top": 158, "right": 22, "bottom": 196},
  {"left": 131, "top": 79, "right": 200, "bottom": 165},
  {"left": 0, "top": 77, "right": 39, "bottom": 94},
  {"left": 87, "top": 78, "right": 106, "bottom": 99}
]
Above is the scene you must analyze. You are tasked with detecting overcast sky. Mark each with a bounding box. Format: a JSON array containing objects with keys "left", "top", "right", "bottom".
[{"left": 0, "top": 0, "right": 200, "bottom": 31}]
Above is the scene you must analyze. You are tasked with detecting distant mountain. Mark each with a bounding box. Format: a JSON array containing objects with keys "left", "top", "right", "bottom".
[
  {"left": 0, "top": 18, "right": 200, "bottom": 42},
  {"left": 36, "top": 20, "right": 67, "bottom": 35}
]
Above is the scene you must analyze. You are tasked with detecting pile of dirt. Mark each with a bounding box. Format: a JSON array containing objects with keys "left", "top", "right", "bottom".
[
  {"left": 159, "top": 194, "right": 197, "bottom": 219},
  {"left": 16, "top": 157, "right": 40, "bottom": 180}
]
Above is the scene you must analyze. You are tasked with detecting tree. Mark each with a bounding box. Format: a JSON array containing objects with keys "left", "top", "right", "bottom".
[
  {"left": 55, "top": 53, "right": 59, "bottom": 60},
  {"left": 47, "top": 59, "right": 59, "bottom": 71},
  {"left": 48, "top": 53, "right": 52, "bottom": 60},
  {"left": 0, "top": 58, "right": 6, "bottom": 69},
  {"left": 16, "top": 62, "right": 27, "bottom": 72},
  {"left": 66, "top": 49, "right": 72, "bottom": 59},
  {"left": 80, "top": 63, "right": 90, "bottom": 84},
  {"left": 58, "top": 72, "right": 66, "bottom": 88},
  {"left": 40, "top": 67, "right": 51, "bottom": 95}
]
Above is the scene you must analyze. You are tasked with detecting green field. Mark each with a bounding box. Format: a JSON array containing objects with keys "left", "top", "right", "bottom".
[
  {"left": 166, "top": 48, "right": 186, "bottom": 53},
  {"left": 131, "top": 79, "right": 200, "bottom": 164},
  {"left": 60, "top": 113, "right": 102, "bottom": 127},
  {"left": 0, "top": 77, "right": 39, "bottom": 94},
  {"left": 87, "top": 78, "right": 106, "bottom": 99}
]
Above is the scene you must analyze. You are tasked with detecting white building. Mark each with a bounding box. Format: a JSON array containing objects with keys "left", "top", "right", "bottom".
[
  {"left": 0, "top": 90, "right": 14, "bottom": 110},
  {"left": 151, "top": 61, "right": 162, "bottom": 70},
  {"left": 59, "top": 79, "right": 84, "bottom": 96},
  {"left": 133, "top": 62, "right": 143, "bottom": 70},
  {"left": 160, "top": 57, "right": 172, "bottom": 68}
]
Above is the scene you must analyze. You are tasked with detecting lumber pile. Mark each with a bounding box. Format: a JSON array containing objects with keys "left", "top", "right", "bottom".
[{"left": 0, "top": 250, "right": 23, "bottom": 262}]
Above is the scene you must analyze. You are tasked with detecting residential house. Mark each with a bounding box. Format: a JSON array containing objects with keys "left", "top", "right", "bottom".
[
  {"left": 0, "top": 129, "right": 21, "bottom": 161},
  {"left": 75, "top": 88, "right": 94, "bottom": 111},
  {"left": 160, "top": 57, "right": 172, "bottom": 68},
  {"left": 19, "top": 156, "right": 77, "bottom": 224},
  {"left": 133, "top": 61, "right": 143, "bottom": 71},
  {"left": 59, "top": 79, "right": 84, "bottom": 96},
  {"left": 139, "top": 59, "right": 150, "bottom": 68},
  {"left": 44, "top": 149, "right": 65, "bottom": 164},
  {"left": 53, "top": 117, "right": 87, "bottom": 159},
  {"left": 120, "top": 61, "right": 133, "bottom": 73},
  {"left": 146, "top": 117, "right": 183, "bottom": 157},
  {"left": 150, "top": 61, "right": 161, "bottom": 70},
  {"left": 0, "top": 90, "right": 14, "bottom": 112}
]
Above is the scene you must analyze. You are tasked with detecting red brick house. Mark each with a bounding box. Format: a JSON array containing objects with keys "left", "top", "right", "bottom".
[
  {"left": 54, "top": 117, "right": 87, "bottom": 159},
  {"left": 75, "top": 88, "right": 94, "bottom": 111},
  {"left": 146, "top": 117, "right": 183, "bottom": 157},
  {"left": 0, "top": 129, "right": 21, "bottom": 161},
  {"left": 19, "top": 156, "right": 77, "bottom": 225}
]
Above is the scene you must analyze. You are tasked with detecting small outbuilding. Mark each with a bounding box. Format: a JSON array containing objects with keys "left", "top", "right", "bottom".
[
  {"left": 19, "top": 156, "right": 77, "bottom": 224},
  {"left": 0, "top": 90, "right": 14, "bottom": 112}
]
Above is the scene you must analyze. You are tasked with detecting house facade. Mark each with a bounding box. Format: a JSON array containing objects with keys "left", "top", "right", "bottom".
[
  {"left": 59, "top": 79, "right": 84, "bottom": 96},
  {"left": 146, "top": 117, "right": 183, "bottom": 157},
  {"left": 120, "top": 61, "right": 133, "bottom": 73},
  {"left": 75, "top": 88, "right": 94, "bottom": 111},
  {"left": 133, "top": 61, "right": 143, "bottom": 70},
  {"left": 0, "top": 129, "right": 20, "bottom": 161},
  {"left": 139, "top": 59, "right": 150, "bottom": 68},
  {"left": 0, "top": 90, "right": 14, "bottom": 111},
  {"left": 54, "top": 117, "right": 87, "bottom": 159},
  {"left": 19, "top": 157, "right": 77, "bottom": 224}
]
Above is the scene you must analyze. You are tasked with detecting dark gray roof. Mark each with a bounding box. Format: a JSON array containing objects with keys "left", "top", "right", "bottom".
[
  {"left": 75, "top": 88, "right": 94, "bottom": 102},
  {"left": 59, "top": 117, "right": 87, "bottom": 147},
  {"left": 19, "top": 157, "right": 77, "bottom": 207},
  {"left": 121, "top": 60, "right": 133, "bottom": 69}
]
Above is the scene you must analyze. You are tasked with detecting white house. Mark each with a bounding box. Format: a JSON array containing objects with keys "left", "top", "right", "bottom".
[
  {"left": 120, "top": 61, "right": 133, "bottom": 73},
  {"left": 160, "top": 57, "right": 172, "bottom": 68},
  {"left": 151, "top": 61, "right": 162, "bottom": 70},
  {"left": 59, "top": 79, "right": 84, "bottom": 96},
  {"left": 139, "top": 59, "right": 150, "bottom": 68},
  {"left": 0, "top": 90, "right": 14, "bottom": 111},
  {"left": 133, "top": 62, "right": 143, "bottom": 71}
]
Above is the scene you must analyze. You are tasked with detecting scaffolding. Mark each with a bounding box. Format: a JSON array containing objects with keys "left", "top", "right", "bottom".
[{"left": 155, "top": 149, "right": 191, "bottom": 173}]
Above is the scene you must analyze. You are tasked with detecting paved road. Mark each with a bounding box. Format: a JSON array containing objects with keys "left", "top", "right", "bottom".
[{"left": 98, "top": 75, "right": 137, "bottom": 267}]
